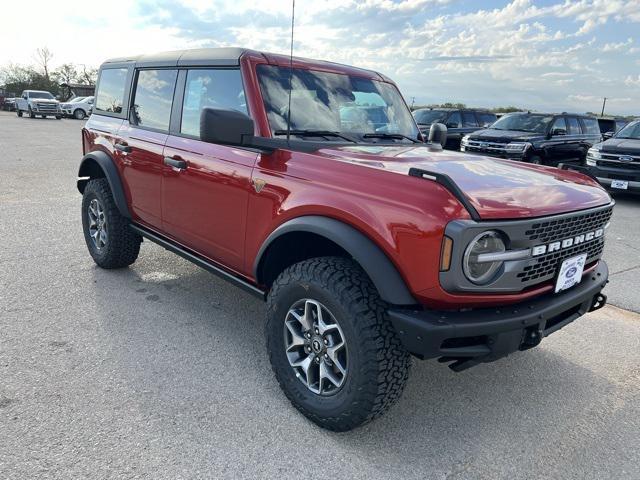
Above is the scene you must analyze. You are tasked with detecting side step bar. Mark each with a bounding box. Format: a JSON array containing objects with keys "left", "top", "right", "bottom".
[{"left": 129, "top": 224, "right": 266, "bottom": 300}]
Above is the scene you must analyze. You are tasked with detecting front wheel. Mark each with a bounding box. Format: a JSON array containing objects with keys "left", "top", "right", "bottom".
[
  {"left": 266, "top": 257, "right": 411, "bottom": 431},
  {"left": 528, "top": 155, "right": 543, "bottom": 165},
  {"left": 28, "top": 107, "right": 35, "bottom": 118},
  {"left": 81, "top": 178, "right": 141, "bottom": 268},
  {"left": 55, "top": 115, "right": 62, "bottom": 120},
  {"left": 73, "top": 109, "right": 85, "bottom": 120},
  {"left": 16, "top": 109, "right": 22, "bottom": 117}
]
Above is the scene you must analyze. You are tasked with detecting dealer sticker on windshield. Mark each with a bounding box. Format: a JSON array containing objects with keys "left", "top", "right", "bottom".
[{"left": 555, "top": 253, "right": 588, "bottom": 293}]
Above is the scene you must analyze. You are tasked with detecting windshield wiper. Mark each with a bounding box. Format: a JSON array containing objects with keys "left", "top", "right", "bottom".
[
  {"left": 362, "top": 133, "right": 419, "bottom": 143},
  {"left": 273, "top": 129, "right": 357, "bottom": 143}
]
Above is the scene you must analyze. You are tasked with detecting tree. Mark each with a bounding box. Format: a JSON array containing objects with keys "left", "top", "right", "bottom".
[
  {"left": 78, "top": 65, "right": 98, "bottom": 86},
  {"left": 53, "top": 63, "right": 78, "bottom": 85},
  {"left": 35, "top": 47, "right": 54, "bottom": 80}
]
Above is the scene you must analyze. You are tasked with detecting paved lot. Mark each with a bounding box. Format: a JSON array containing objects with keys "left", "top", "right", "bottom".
[{"left": 1, "top": 111, "right": 638, "bottom": 479}]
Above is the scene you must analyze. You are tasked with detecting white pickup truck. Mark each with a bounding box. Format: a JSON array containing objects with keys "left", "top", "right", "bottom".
[{"left": 15, "top": 90, "right": 62, "bottom": 119}]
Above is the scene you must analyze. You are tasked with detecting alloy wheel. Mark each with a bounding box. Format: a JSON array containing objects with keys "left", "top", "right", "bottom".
[
  {"left": 283, "top": 299, "right": 348, "bottom": 395},
  {"left": 87, "top": 198, "right": 108, "bottom": 250}
]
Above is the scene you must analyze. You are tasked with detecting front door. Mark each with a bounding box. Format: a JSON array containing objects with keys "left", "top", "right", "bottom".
[
  {"left": 118, "top": 68, "right": 178, "bottom": 229},
  {"left": 161, "top": 68, "right": 257, "bottom": 272}
]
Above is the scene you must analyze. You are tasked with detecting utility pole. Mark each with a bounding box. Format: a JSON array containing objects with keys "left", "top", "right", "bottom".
[
  {"left": 410, "top": 96, "right": 415, "bottom": 109},
  {"left": 601, "top": 97, "right": 607, "bottom": 117}
]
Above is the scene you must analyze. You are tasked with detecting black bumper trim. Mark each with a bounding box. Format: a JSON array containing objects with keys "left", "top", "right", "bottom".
[{"left": 388, "top": 260, "right": 608, "bottom": 371}]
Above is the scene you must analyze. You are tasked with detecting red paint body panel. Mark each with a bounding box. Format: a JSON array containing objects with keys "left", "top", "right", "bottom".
[{"left": 82, "top": 50, "right": 612, "bottom": 310}]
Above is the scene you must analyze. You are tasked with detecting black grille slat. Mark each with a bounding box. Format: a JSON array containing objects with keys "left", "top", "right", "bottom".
[{"left": 524, "top": 208, "right": 612, "bottom": 243}]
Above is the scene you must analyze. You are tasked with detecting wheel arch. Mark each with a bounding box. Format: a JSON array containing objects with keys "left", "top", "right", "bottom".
[
  {"left": 254, "top": 216, "right": 417, "bottom": 306},
  {"left": 77, "top": 151, "right": 131, "bottom": 219}
]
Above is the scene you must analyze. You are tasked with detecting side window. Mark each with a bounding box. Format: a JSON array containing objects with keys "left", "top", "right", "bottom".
[
  {"left": 447, "top": 111, "right": 461, "bottom": 128},
  {"left": 478, "top": 113, "right": 497, "bottom": 127},
  {"left": 567, "top": 117, "right": 581, "bottom": 135},
  {"left": 581, "top": 117, "right": 600, "bottom": 135},
  {"left": 551, "top": 117, "right": 567, "bottom": 134},
  {"left": 95, "top": 68, "right": 128, "bottom": 114},
  {"left": 130, "top": 69, "right": 177, "bottom": 130},
  {"left": 180, "top": 69, "right": 247, "bottom": 137},
  {"left": 462, "top": 112, "right": 478, "bottom": 127}
]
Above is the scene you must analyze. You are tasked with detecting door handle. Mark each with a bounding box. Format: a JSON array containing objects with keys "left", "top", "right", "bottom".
[
  {"left": 114, "top": 142, "right": 131, "bottom": 153},
  {"left": 164, "top": 156, "right": 187, "bottom": 170}
]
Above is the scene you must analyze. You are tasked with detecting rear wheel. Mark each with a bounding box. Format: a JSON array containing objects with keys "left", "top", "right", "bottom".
[
  {"left": 266, "top": 257, "right": 411, "bottom": 431},
  {"left": 81, "top": 178, "right": 141, "bottom": 268},
  {"left": 73, "top": 108, "right": 85, "bottom": 120}
]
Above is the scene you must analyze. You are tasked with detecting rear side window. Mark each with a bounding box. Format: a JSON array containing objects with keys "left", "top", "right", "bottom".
[
  {"left": 567, "top": 117, "right": 582, "bottom": 135},
  {"left": 581, "top": 117, "right": 600, "bottom": 135},
  {"left": 477, "top": 112, "right": 497, "bottom": 127},
  {"left": 462, "top": 112, "right": 478, "bottom": 127},
  {"left": 447, "top": 111, "right": 461, "bottom": 128},
  {"left": 131, "top": 69, "right": 178, "bottom": 131},
  {"left": 95, "top": 68, "right": 128, "bottom": 114},
  {"left": 180, "top": 69, "right": 247, "bottom": 137}
]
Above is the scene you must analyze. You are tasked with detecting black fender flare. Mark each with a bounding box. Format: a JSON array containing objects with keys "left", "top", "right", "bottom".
[
  {"left": 77, "top": 151, "right": 131, "bottom": 219},
  {"left": 254, "top": 216, "right": 417, "bottom": 306}
]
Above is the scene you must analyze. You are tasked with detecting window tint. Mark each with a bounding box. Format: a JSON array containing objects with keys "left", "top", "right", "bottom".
[
  {"left": 478, "top": 112, "right": 497, "bottom": 127},
  {"left": 447, "top": 111, "right": 461, "bottom": 128},
  {"left": 551, "top": 117, "right": 567, "bottom": 133},
  {"left": 581, "top": 117, "right": 600, "bottom": 135},
  {"left": 181, "top": 69, "right": 247, "bottom": 137},
  {"left": 462, "top": 112, "right": 478, "bottom": 127},
  {"left": 131, "top": 69, "right": 177, "bottom": 130},
  {"left": 95, "top": 68, "right": 128, "bottom": 114},
  {"left": 567, "top": 117, "right": 581, "bottom": 135}
]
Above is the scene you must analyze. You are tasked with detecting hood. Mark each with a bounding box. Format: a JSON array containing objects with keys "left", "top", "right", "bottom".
[
  {"left": 468, "top": 128, "right": 541, "bottom": 142},
  {"left": 316, "top": 144, "right": 611, "bottom": 220},
  {"left": 598, "top": 138, "right": 640, "bottom": 155}
]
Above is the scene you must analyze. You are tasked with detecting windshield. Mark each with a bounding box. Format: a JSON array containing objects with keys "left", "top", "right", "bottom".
[
  {"left": 257, "top": 65, "right": 419, "bottom": 142},
  {"left": 615, "top": 121, "right": 640, "bottom": 139},
  {"left": 490, "top": 114, "right": 553, "bottom": 133},
  {"left": 413, "top": 109, "right": 448, "bottom": 125},
  {"left": 29, "top": 92, "right": 54, "bottom": 99}
]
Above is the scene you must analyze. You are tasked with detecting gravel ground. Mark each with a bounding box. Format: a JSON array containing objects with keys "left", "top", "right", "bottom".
[{"left": 1, "top": 111, "right": 638, "bottom": 479}]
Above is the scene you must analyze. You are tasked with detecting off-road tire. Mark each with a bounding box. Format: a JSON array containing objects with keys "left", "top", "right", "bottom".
[
  {"left": 81, "top": 178, "right": 141, "bottom": 269},
  {"left": 73, "top": 109, "right": 85, "bottom": 120},
  {"left": 266, "top": 256, "right": 411, "bottom": 431}
]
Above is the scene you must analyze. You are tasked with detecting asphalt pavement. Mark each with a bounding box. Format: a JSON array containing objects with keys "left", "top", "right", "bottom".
[{"left": 1, "top": 111, "right": 638, "bottom": 479}]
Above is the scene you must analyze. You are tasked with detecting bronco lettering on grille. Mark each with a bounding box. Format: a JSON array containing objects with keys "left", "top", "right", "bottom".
[{"left": 531, "top": 228, "right": 604, "bottom": 256}]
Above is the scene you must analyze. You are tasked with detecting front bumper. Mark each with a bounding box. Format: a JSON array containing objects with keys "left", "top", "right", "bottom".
[
  {"left": 388, "top": 260, "right": 608, "bottom": 371},
  {"left": 575, "top": 163, "right": 640, "bottom": 194}
]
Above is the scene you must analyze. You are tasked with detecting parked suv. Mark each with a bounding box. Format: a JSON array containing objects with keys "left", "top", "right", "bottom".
[
  {"left": 15, "top": 90, "right": 62, "bottom": 119},
  {"left": 78, "top": 48, "right": 612, "bottom": 431},
  {"left": 582, "top": 120, "right": 640, "bottom": 193},
  {"left": 461, "top": 112, "right": 601, "bottom": 165},
  {"left": 60, "top": 96, "right": 94, "bottom": 119},
  {"left": 413, "top": 108, "right": 497, "bottom": 150}
]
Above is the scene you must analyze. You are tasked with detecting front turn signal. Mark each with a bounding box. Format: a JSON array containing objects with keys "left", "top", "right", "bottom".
[{"left": 440, "top": 236, "right": 453, "bottom": 272}]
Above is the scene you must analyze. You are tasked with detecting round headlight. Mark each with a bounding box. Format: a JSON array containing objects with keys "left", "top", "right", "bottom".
[{"left": 463, "top": 231, "right": 506, "bottom": 284}]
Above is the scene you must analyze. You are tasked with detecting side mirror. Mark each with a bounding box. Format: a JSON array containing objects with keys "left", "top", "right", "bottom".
[
  {"left": 429, "top": 123, "right": 448, "bottom": 147},
  {"left": 200, "top": 107, "right": 254, "bottom": 146},
  {"left": 551, "top": 128, "right": 567, "bottom": 136},
  {"left": 603, "top": 131, "right": 614, "bottom": 140}
]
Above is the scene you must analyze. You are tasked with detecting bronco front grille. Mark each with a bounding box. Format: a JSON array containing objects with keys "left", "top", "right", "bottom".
[
  {"left": 517, "top": 238, "right": 605, "bottom": 283},
  {"left": 525, "top": 207, "right": 613, "bottom": 243}
]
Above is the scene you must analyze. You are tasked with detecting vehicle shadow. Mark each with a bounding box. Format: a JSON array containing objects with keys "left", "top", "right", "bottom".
[{"left": 87, "top": 244, "right": 629, "bottom": 477}]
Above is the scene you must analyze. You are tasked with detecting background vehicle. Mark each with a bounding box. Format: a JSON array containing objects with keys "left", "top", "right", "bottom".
[
  {"left": 583, "top": 120, "right": 640, "bottom": 193},
  {"left": 413, "top": 108, "right": 497, "bottom": 150},
  {"left": 1, "top": 97, "right": 17, "bottom": 111},
  {"left": 461, "top": 112, "right": 601, "bottom": 165},
  {"left": 15, "top": 90, "right": 61, "bottom": 119},
  {"left": 61, "top": 96, "right": 94, "bottom": 119},
  {"left": 77, "top": 48, "right": 611, "bottom": 431},
  {"left": 597, "top": 117, "right": 628, "bottom": 137}
]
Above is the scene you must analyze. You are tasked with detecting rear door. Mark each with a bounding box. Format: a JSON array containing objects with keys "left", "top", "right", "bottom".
[
  {"left": 444, "top": 111, "right": 462, "bottom": 149},
  {"left": 564, "top": 116, "right": 585, "bottom": 162},
  {"left": 118, "top": 68, "right": 178, "bottom": 228},
  {"left": 161, "top": 67, "right": 257, "bottom": 272}
]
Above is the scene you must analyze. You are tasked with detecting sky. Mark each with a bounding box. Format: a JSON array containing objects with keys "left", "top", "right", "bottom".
[{"left": 1, "top": 0, "right": 639, "bottom": 115}]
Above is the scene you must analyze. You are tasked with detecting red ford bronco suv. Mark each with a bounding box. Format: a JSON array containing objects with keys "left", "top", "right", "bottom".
[{"left": 78, "top": 48, "right": 612, "bottom": 431}]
